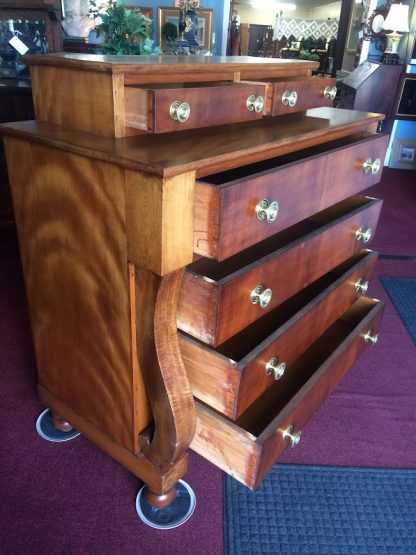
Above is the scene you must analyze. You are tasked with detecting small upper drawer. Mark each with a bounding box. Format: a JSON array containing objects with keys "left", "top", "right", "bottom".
[
  {"left": 191, "top": 297, "right": 384, "bottom": 489},
  {"left": 124, "top": 81, "right": 267, "bottom": 133},
  {"left": 180, "top": 250, "right": 378, "bottom": 420},
  {"left": 178, "top": 195, "right": 382, "bottom": 346},
  {"left": 194, "top": 133, "right": 388, "bottom": 260},
  {"left": 266, "top": 75, "right": 336, "bottom": 116}
]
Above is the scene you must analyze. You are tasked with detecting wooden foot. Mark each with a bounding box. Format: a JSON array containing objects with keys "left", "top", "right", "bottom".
[
  {"left": 51, "top": 412, "right": 74, "bottom": 432},
  {"left": 144, "top": 486, "right": 176, "bottom": 509},
  {"left": 136, "top": 479, "right": 196, "bottom": 529}
]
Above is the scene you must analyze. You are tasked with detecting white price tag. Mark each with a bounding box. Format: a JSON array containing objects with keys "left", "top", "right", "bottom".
[{"left": 9, "top": 35, "right": 29, "bottom": 56}]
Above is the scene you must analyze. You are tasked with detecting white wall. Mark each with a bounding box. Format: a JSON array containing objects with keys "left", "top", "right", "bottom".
[
  {"left": 237, "top": 6, "right": 311, "bottom": 24},
  {"left": 312, "top": 2, "right": 341, "bottom": 20},
  {"left": 237, "top": 2, "right": 341, "bottom": 25}
]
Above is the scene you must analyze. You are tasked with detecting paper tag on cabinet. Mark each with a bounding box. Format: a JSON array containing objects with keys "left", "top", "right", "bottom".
[{"left": 9, "top": 36, "right": 29, "bottom": 56}]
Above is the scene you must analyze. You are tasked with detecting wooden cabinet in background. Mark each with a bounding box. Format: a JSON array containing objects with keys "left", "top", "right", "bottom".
[
  {"left": 338, "top": 61, "right": 402, "bottom": 132},
  {"left": 0, "top": 0, "right": 62, "bottom": 227}
]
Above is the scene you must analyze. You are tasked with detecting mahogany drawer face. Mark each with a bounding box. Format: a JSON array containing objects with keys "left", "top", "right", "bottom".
[
  {"left": 124, "top": 81, "right": 267, "bottom": 133},
  {"left": 194, "top": 133, "right": 388, "bottom": 260},
  {"left": 191, "top": 298, "right": 384, "bottom": 489},
  {"left": 180, "top": 250, "right": 378, "bottom": 420},
  {"left": 178, "top": 196, "right": 382, "bottom": 346},
  {"left": 268, "top": 76, "right": 336, "bottom": 116}
]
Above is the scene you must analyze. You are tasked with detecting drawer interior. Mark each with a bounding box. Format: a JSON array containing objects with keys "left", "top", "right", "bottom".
[
  {"left": 235, "top": 297, "right": 379, "bottom": 436},
  {"left": 188, "top": 195, "right": 376, "bottom": 281},
  {"left": 209, "top": 249, "right": 374, "bottom": 362},
  {"left": 198, "top": 132, "right": 375, "bottom": 186}
]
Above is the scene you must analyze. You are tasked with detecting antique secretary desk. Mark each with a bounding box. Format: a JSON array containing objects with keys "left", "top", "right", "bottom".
[{"left": 1, "top": 54, "right": 386, "bottom": 528}]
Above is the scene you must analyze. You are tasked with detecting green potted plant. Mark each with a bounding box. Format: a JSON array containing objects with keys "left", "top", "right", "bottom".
[{"left": 95, "top": 0, "right": 161, "bottom": 55}]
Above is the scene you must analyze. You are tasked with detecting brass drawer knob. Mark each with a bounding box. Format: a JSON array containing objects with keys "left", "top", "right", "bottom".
[
  {"left": 355, "top": 226, "right": 372, "bottom": 243},
  {"left": 251, "top": 285, "right": 272, "bottom": 308},
  {"left": 282, "top": 425, "right": 302, "bottom": 447},
  {"left": 363, "top": 157, "right": 381, "bottom": 175},
  {"left": 323, "top": 85, "right": 337, "bottom": 100},
  {"left": 363, "top": 330, "right": 378, "bottom": 346},
  {"left": 246, "top": 94, "right": 264, "bottom": 113},
  {"left": 169, "top": 100, "right": 191, "bottom": 123},
  {"left": 354, "top": 278, "right": 369, "bottom": 295},
  {"left": 255, "top": 199, "right": 279, "bottom": 223},
  {"left": 282, "top": 90, "right": 298, "bottom": 107},
  {"left": 265, "top": 358, "right": 286, "bottom": 380}
]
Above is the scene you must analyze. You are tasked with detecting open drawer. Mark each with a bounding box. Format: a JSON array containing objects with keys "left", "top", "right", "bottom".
[
  {"left": 194, "top": 132, "right": 388, "bottom": 260},
  {"left": 180, "top": 249, "right": 378, "bottom": 419},
  {"left": 191, "top": 297, "right": 384, "bottom": 489},
  {"left": 263, "top": 75, "right": 337, "bottom": 116},
  {"left": 178, "top": 195, "right": 382, "bottom": 346},
  {"left": 124, "top": 81, "right": 267, "bottom": 133}
]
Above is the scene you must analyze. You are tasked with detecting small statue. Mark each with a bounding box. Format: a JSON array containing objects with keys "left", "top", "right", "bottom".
[{"left": 62, "top": 0, "right": 96, "bottom": 38}]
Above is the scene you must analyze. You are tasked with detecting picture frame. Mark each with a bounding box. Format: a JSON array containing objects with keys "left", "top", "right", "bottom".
[
  {"left": 134, "top": 6, "right": 153, "bottom": 21},
  {"left": 125, "top": 6, "right": 153, "bottom": 21},
  {"left": 346, "top": 1, "right": 365, "bottom": 52},
  {"left": 157, "top": 6, "right": 213, "bottom": 51}
]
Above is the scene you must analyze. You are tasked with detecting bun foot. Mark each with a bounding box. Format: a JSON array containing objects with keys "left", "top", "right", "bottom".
[
  {"left": 135, "top": 480, "right": 196, "bottom": 529},
  {"left": 35, "top": 408, "right": 80, "bottom": 442}
]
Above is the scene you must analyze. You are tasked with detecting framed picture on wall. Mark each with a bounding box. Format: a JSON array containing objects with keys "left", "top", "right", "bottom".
[
  {"left": 135, "top": 7, "right": 153, "bottom": 20},
  {"left": 157, "top": 7, "right": 212, "bottom": 51},
  {"left": 124, "top": 6, "right": 153, "bottom": 21},
  {"left": 346, "top": 1, "right": 365, "bottom": 52}
]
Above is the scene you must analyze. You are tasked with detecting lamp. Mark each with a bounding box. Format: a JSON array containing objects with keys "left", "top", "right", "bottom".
[{"left": 382, "top": 2, "right": 409, "bottom": 54}]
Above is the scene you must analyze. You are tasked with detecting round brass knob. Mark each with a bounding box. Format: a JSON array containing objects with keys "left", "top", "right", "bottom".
[
  {"left": 251, "top": 285, "right": 272, "bottom": 308},
  {"left": 282, "top": 90, "right": 298, "bottom": 107},
  {"left": 363, "top": 330, "right": 378, "bottom": 346},
  {"left": 246, "top": 94, "right": 264, "bottom": 113},
  {"left": 255, "top": 199, "right": 279, "bottom": 223},
  {"left": 169, "top": 100, "right": 191, "bottom": 123},
  {"left": 282, "top": 425, "right": 302, "bottom": 447},
  {"left": 363, "top": 157, "right": 381, "bottom": 175},
  {"left": 355, "top": 226, "right": 372, "bottom": 243},
  {"left": 354, "top": 278, "right": 369, "bottom": 295},
  {"left": 265, "top": 358, "right": 286, "bottom": 380},
  {"left": 323, "top": 85, "right": 337, "bottom": 100}
]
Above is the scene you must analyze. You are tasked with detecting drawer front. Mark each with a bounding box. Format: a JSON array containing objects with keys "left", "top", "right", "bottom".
[
  {"left": 125, "top": 82, "right": 267, "bottom": 133},
  {"left": 191, "top": 298, "right": 384, "bottom": 489},
  {"left": 180, "top": 250, "right": 378, "bottom": 419},
  {"left": 178, "top": 197, "right": 382, "bottom": 346},
  {"left": 194, "top": 133, "right": 388, "bottom": 260},
  {"left": 271, "top": 77, "right": 336, "bottom": 116}
]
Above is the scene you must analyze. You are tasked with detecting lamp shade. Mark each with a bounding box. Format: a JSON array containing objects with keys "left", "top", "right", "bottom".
[{"left": 383, "top": 3, "right": 410, "bottom": 33}]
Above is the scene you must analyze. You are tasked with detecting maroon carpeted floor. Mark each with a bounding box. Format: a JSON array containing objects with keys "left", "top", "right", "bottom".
[{"left": 0, "top": 168, "right": 415, "bottom": 553}]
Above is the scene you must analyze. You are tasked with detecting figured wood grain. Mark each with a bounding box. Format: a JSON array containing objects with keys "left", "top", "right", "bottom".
[
  {"left": 180, "top": 250, "right": 378, "bottom": 419},
  {"left": 194, "top": 133, "right": 389, "bottom": 260},
  {"left": 135, "top": 269, "right": 196, "bottom": 467},
  {"left": 177, "top": 197, "right": 382, "bottom": 346},
  {"left": 254, "top": 299, "right": 384, "bottom": 487},
  {"left": 30, "top": 65, "right": 125, "bottom": 137},
  {"left": 38, "top": 386, "right": 188, "bottom": 495},
  {"left": 124, "top": 170, "right": 195, "bottom": 275},
  {"left": 191, "top": 299, "right": 384, "bottom": 489},
  {"left": 128, "top": 263, "right": 151, "bottom": 447},
  {"left": 125, "top": 82, "right": 267, "bottom": 133},
  {"left": 0, "top": 108, "right": 385, "bottom": 178},
  {"left": 270, "top": 76, "right": 336, "bottom": 115},
  {"left": 4, "top": 137, "right": 147, "bottom": 450}
]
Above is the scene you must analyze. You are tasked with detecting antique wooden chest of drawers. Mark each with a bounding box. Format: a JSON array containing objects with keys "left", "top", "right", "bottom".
[{"left": 1, "top": 54, "right": 386, "bottom": 527}]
